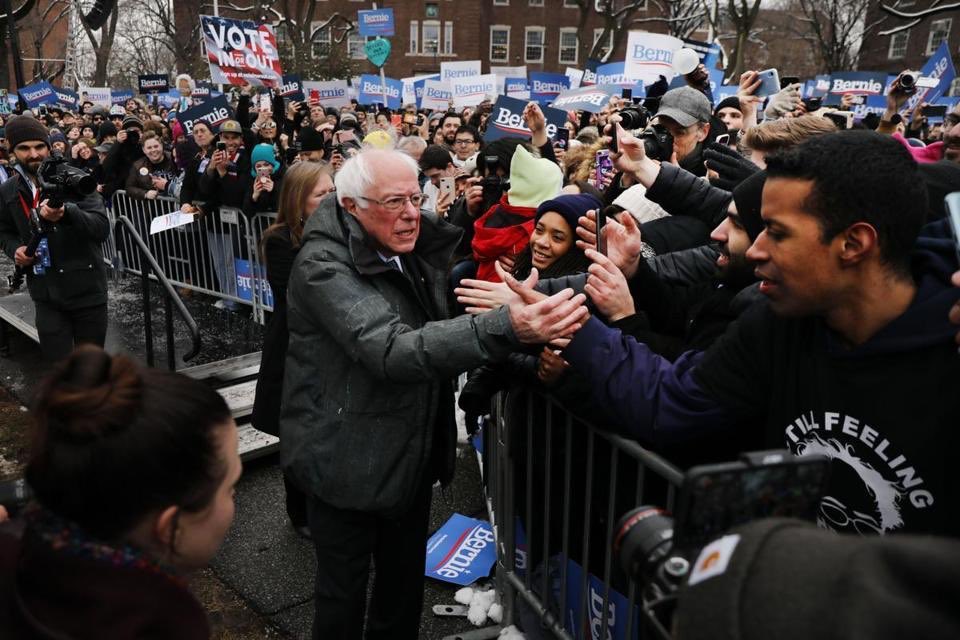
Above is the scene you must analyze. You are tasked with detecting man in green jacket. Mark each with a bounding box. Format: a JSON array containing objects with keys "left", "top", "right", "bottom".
[{"left": 280, "top": 148, "right": 586, "bottom": 639}]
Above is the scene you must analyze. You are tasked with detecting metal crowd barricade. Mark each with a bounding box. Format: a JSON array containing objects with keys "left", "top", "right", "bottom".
[
  {"left": 487, "top": 389, "right": 683, "bottom": 640},
  {"left": 110, "top": 191, "right": 278, "bottom": 324}
]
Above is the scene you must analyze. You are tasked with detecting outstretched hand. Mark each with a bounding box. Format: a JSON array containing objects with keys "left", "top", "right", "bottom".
[
  {"left": 503, "top": 271, "right": 588, "bottom": 344},
  {"left": 456, "top": 263, "right": 541, "bottom": 314},
  {"left": 576, "top": 210, "right": 644, "bottom": 279},
  {"left": 584, "top": 248, "right": 635, "bottom": 322}
]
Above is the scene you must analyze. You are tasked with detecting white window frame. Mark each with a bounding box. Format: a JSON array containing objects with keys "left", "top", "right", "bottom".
[
  {"left": 525, "top": 26, "right": 545, "bottom": 64},
  {"left": 309, "top": 22, "right": 331, "bottom": 59},
  {"left": 592, "top": 28, "right": 613, "bottom": 59},
  {"left": 443, "top": 22, "right": 454, "bottom": 55},
  {"left": 563, "top": 0, "right": 578, "bottom": 7},
  {"left": 409, "top": 20, "right": 419, "bottom": 54},
  {"left": 926, "top": 18, "right": 951, "bottom": 55},
  {"left": 494, "top": 0, "right": 509, "bottom": 5},
  {"left": 529, "top": 0, "right": 544, "bottom": 5},
  {"left": 348, "top": 32, "right": 369, "bottom": 60},
  {"left": 422, "top": 20, "right": 441, "bottom": 55},
  {"left": 888, "top": 31, "right": 909, "bottom": 59},
  {"left": 490, "top": 25, "right": 510, "bottom": 63},
  {"left": 558, "top": 28, "right": 578, "bottom": 65}
]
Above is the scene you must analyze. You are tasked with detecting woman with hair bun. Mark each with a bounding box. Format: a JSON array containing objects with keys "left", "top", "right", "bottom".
[{"left": 0, "top": 345, "right": 242, "bottom": 639}]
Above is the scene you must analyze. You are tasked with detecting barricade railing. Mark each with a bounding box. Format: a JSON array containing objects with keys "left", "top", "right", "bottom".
[
  {"left": 487, "top": 389, "right": 683, "bottom": 640},
  {"left": 110, "top": 191, "right": 278, "bottom": 324}
]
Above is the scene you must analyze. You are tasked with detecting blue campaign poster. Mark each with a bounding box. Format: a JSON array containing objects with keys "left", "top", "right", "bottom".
[
  {"left": 424, "top": 513, "right": 496, "bottom": 586},
  {"left": 357, "top": 74, "right": 403, "bottom": 109},
  {"left": 530, "top": 72, "right": 570, "bottom": 105},
  {"left": 234, "top": 259, "right": 274, "bottom": 308},
  {"left": 357, "top": 8, "right": 395, "bottom": 37}
]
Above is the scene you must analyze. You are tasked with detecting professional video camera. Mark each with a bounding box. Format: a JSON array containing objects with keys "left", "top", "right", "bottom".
[
  {"left": 38, "top": 152, "right": 97, "bottom": 209},
  {"left": 612, "top": 104, "right": 675, "bottom": 162},
  {"left": 7, "top": 153, "right": 95, "bottom": 293},
  {"left": 612, "top": 450, "right": 830, "bottom": 639},
  {"left": 481, "top": 154, "right": 510, "bottom": 212}
]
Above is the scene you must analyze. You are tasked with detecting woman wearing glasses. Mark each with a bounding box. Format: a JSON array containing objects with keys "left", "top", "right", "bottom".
[{"left": 251, "top": 161, "right": 335, "bottom": 538}]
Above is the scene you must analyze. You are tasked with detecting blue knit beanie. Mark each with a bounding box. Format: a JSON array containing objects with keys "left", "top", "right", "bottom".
[
  {"left": 535, "top": 193, "right": 603, "bottom": 234},
  {"left": 250, "top": 143, "right": 279, "bottom": 176}
]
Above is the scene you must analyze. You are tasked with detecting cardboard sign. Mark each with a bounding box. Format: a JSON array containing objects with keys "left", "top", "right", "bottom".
[
  {"left": 365, "top": 38, "right": 391, "bottom": 67},
  {"left": 357, "top": 8, "right": 395, "bottom": 37},
  {"left": 111, "top": 88, "right": 135, "bottom": 105},
  {"left": 851, "top": 95, "right": 888, "bottom": 121},
  {"left": 550, "top": 84, "right": 619, "bottom": 113},
  {"left": 441, "top": 60, "right": 481, "bottom": 84},
  {"left": 79, "top": 87, "right": 111, "bottom": 107},
  {"left": 828, "top": 71, "right": 886, "bottom": 96},
  {"left": 565, "top": 67, "right": 585, "bottom": 90},
  {"left": 174, "top": 95, "right": 234, "bottom": 135},
  {"left": 138, "top": 74, "right": 169, "bottom": 94},
  {"left": 150, "top": 212, "right": 196, "bottom": 235},
  {"left": 505, "top": 77, "right": 529, "bottom": 99},
  {"left": 451, "top": 73, "right": 497, "bottom": 109},
  {"left": 18, "top": 82, "right": 58, "bottom": 109},
  {"left": 491, "top": 65, "right": 527, "bottom": 94},
  {"left": 624, "top": 31, "right": 683, "bottom": 85},
  {"left": 564, "top": 557, "right": 639, "bottom": 640},
  {"left": 357, "top": 74, "right": 403, "bottom": 109},
  {"left": 682, "top": 37, "right": 722, "bottom": 70},
  {"left": 902, "top": 41, "right": 956, "bottom": 115},
  {"left": 410, "top": 74, "right": 439, "bottom": 108},
  {"left": 484, "top": 95, "right": 566, "bottom": 142},
  {"left": 530, "top": 72, "right": 570, "bottom": 105},
  {"left": 234, "top": 258, "right": 274, "bottom": 307},
  {"left": 595, "top": 61, "right": 643, "bottom": 91},
  {"left": 424, "top": 514, "right": 496, "bottom": 586},
  {"left": 52, "top": 86, "right": 79, "bottom": 111},
  {"left": 0, "top": 89, "right": 10, "bottom": 114},
  {"left": 420, "top": 79, "right": 453, "bottom": 111},
  {"left": 277, "top": 74, "right": 304, "bottom": 102},
  {"left": 302, "top": 80, "right": 351, "bottom": 108},
  {"left": 201, "top": 15, "right": 283, "bottom": 87}
]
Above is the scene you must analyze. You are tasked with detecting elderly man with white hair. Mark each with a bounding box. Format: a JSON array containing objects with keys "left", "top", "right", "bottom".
[{"left": 279, "top": 148, "right": 587, "bottom": 639}]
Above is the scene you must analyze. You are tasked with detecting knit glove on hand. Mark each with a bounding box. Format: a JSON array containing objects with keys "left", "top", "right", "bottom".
[
  {"left": 703, "top": 142, "right": 761, "bottom": 191},
  {"left": 763, "top": 83, "right": 802, "bottom": 120}
]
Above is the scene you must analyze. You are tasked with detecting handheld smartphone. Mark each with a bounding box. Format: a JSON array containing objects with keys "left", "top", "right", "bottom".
[
  {"left": 922, "top": 104, "right": 948, "bottom": 118},
  {"left": 714, "top": 133, "right": 730, "bottom": 146},
  {"left": 309, "top": 88, "right": 320, "bottom": 104},
  {"left": 823, "top": 110, "right": 853, "bottom": 130},
  {"left": 594, "top": 149, "right": 614, "bottom": 187},
  {"left": 554, "top": 128, "right": 569, "bottom": 151},
  {"left": 259, "top": 94, "right": 271, "bottom": 111},
  {"left": 216, "top": 141, "right": 227, "bottom": 152},
  {"left": 779, "top": 75, "right": 800, "bottom": 89},
  {"left": 623, "top": 88, "right": 633, "bottom": 102},
  {"left": 755, "top": 68, "right": 781, "bottom": 98},
  {"left": 595, "top": 207, "right": 607, "bottom": 256},
  {"left": 802, "top": 97, "right": 823, "bottom": 112},
  {"left": 945, "top": 192, "right": 960, "bottom": 265},
  {"left": 390, "top": 114, "right": 402, "bottom": 128},
  {"left": 672, "top": 450, "right": 831, "bottom": 552},
  {"left": 608, "top": 121, "right": 619, "bottom": 154},
  {"left": 439, "top": 176, "right": 455, "bottom": 199},
  {"left": 257, "top": 165, "right": 272, "bottom": 178},
  {"left": 916, "top": 76, "right": 940, "bottom": 89},
  {"left": 403, "top": 112, "right": 417, "bottom": 125}
]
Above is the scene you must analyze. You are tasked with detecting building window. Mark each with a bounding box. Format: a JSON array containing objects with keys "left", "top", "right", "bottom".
[
  {"left": 525, "top": 26, "right": 545, "bottom": 63},
  {"left": 310, "top": 23, "right": 331, "bottom": 59},
  {"left": 559, "top": 28, "right": 578, "bottom": 64},
  {"left": 443, "top": 21, "right": 454, "bottom": 55},
  {"left": 563, "top": 0, "right": 578, "bottom": 6},
  {"left": 409, "top": 20, "right": 419, "bottom": 54},
  {"left": 494, "top": 0, "right": 508, "bottom": 5},
  {"left": 490, "top": 26, "right": 510, "bottom": 62},
  {"left": 349, "top": 33, "right": 369, "bottom": 59},
  {"left": 530, "top": 0, "right": 544, "bottom": 5},
  {"left": 426, "top": 3, "right": 439, "bottom": 17},
  {"left": 888, "top": 31, "right": 909, "bottom": 59},
  {"left": 423, "top": 20, "right": 440, "bottom": 55},
  {"left": 926, "top": 18, "right": 951, "bottom": 55},
  {"left": 592, "top": 28, "right": 613, "bottom": 59}
]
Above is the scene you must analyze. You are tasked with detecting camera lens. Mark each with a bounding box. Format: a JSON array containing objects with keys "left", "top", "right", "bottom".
[
  {"left": 613, "top": 506, "right": 675, "bottom": 582},
  {"left": 619, "top": 107, "right": 648, "bottom": 131},
  {"left": 900, "top": 73, "right": 916, "bottom": 90}
]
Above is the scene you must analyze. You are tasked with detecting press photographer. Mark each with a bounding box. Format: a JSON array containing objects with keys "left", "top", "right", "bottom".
[{"left": 0, "top": 115, "right": 110, "bottom": 363}]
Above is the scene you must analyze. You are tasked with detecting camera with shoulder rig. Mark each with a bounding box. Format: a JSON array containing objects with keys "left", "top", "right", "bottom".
[
  {"left": 39, "top": 152, "right": 97, "bottom": 209},
  {"left": 610, "top": 104, "right": 674, "bottom": 162},
  {"left": 612, "top": 450, "right": 830, "bottom": 639}
]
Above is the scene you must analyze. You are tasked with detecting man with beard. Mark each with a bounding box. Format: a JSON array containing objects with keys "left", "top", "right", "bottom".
[
  {"left": 942, "top": 105, "right": 960, "bottom": 163},
  {"left": 0, "top": 115, "right": 110, "bottom": 362},
  {"left": 437, "top": 112, "right": 462, "bottom": 151}
]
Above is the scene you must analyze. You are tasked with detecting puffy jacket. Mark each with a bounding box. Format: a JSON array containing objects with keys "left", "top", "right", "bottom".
[{"left": 280, "top": 196, "right": 519, "bottom": 516}]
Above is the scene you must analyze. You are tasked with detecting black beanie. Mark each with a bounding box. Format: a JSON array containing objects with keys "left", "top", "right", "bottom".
[
  {"left": 98, "top": 120, "right": 118, "bottom": 142},
  {"left": 732, "top": 170, "right": 766, "bottom": 242},
  {"left": 535, "top": 193, "right": 603, "bottom": 234},
  {"left": 483, "top": 137, "right": 527, "bottom": 175},
  {"left": 5, "top": 115, "right": 49, "bottom": 150},
  {"left": 299, "top": 126, "right": 325, "bottom": 152},
  {"left": 714, "top": 96, "right": 742, "bottom": 115}
]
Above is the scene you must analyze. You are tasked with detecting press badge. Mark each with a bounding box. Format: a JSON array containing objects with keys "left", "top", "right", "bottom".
[{"left": 33, "top": 238, "right": 50, "bottom": 275}]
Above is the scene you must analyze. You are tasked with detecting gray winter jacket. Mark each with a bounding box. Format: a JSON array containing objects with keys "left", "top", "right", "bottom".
[{"left": 280, "top": 195, "right": 519, "bottom": 516}]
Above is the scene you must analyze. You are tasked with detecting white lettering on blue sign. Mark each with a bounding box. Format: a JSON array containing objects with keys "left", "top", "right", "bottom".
[
  {"left": 433, "top": 526, "right": 496, "bottom": 580},
  {"left": 532, "top": 80, "right": 565, "bottom": 94}
]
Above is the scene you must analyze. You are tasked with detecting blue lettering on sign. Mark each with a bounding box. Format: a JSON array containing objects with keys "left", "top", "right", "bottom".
[{"left": 631, "top": 46, "right": 674, "bottom": 63}]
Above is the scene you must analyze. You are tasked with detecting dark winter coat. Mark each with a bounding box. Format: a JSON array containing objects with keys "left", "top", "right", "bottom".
[{"left": 280, "top": 196, "right": 519, "bottom": 516}]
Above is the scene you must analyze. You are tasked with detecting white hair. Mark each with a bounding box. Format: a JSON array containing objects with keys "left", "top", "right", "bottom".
[
  {"left": 397, "top": 136, "right": 427, "bottom": 155},
  {"left": 335, "top": 149, "right": 419, "bottom": 207}
]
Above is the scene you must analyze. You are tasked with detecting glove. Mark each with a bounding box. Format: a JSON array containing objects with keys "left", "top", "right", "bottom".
[
  {"left": 763, "top": 83, "right": 802, "bottom": 120},
  {"left": 703, "top": 142, "right": 761, "bottom": 191}
]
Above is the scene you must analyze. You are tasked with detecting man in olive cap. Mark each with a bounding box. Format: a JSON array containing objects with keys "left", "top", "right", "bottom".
[{"left": 0, "top": 115, "right": 110, "bottom": 362}]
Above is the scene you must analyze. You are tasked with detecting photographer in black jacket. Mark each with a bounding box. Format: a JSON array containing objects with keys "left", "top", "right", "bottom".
[{"left": 0, "top": 115, "right": 110, "bottom": 362}]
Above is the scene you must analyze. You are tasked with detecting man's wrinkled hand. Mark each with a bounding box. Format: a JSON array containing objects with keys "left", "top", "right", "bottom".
[
  {"left": 576, "top": 210, "right": 643, "bottom": 279},
  {"left": 504, "top": 273, "right": 588, "bottom": 344}
]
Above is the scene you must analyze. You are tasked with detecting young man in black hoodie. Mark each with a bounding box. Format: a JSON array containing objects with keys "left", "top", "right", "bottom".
[{"left": 515, "top": 130, "right": 960, "bottom": 537}]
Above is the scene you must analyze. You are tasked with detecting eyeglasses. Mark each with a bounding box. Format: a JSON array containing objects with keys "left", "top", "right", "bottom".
[
  {"left": 454, "top": 139, "right": 477, "bottom": 146},
  {"left": 356, "top": 193, "right": 425, "bottom": 212}
]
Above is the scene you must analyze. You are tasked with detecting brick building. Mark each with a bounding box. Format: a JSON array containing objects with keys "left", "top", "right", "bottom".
[
  {"left": 858, "top": 0, "right": 960, "bottom": 94},
  {"left": 1, "top": 0, "right": 71, "bottom": 90}
]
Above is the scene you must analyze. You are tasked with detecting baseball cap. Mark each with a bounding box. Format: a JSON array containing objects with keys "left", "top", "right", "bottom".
[
  {"left": 109, "top": 105, "right": 125, "bottom": 117},
  {"left": 219, "top": 120, "right": 242, "bottom": 135},
  {"left": 654, "top": 87, "right": 712, "bottom": 128}
]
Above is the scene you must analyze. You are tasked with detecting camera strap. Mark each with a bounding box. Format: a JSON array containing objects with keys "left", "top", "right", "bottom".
[{"left": 17, "top": 191, "right": 41, "bottom": 223}]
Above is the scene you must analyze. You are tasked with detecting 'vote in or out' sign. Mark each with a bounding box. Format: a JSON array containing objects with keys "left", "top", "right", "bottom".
[
  {"left": 365, "top": 39, "right": 391, "bottom": 68},
  {"left": 201, "top": 15, "right": 283, "bottom": 87}
]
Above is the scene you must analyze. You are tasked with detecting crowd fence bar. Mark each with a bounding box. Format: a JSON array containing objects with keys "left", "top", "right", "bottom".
[{"left": 488, "top": 389, "right": 683, "bottom": 640}]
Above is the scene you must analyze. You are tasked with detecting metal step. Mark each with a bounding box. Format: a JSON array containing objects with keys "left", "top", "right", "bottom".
[
  {"left": 180, "top": 351, "right": 263, "bottom": 385},
  {"left": 215, "top": 375, "right": 280, "bottom": 461},
  {"left": 0, "top": 292, "right": 39, "bottom": 344}
]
